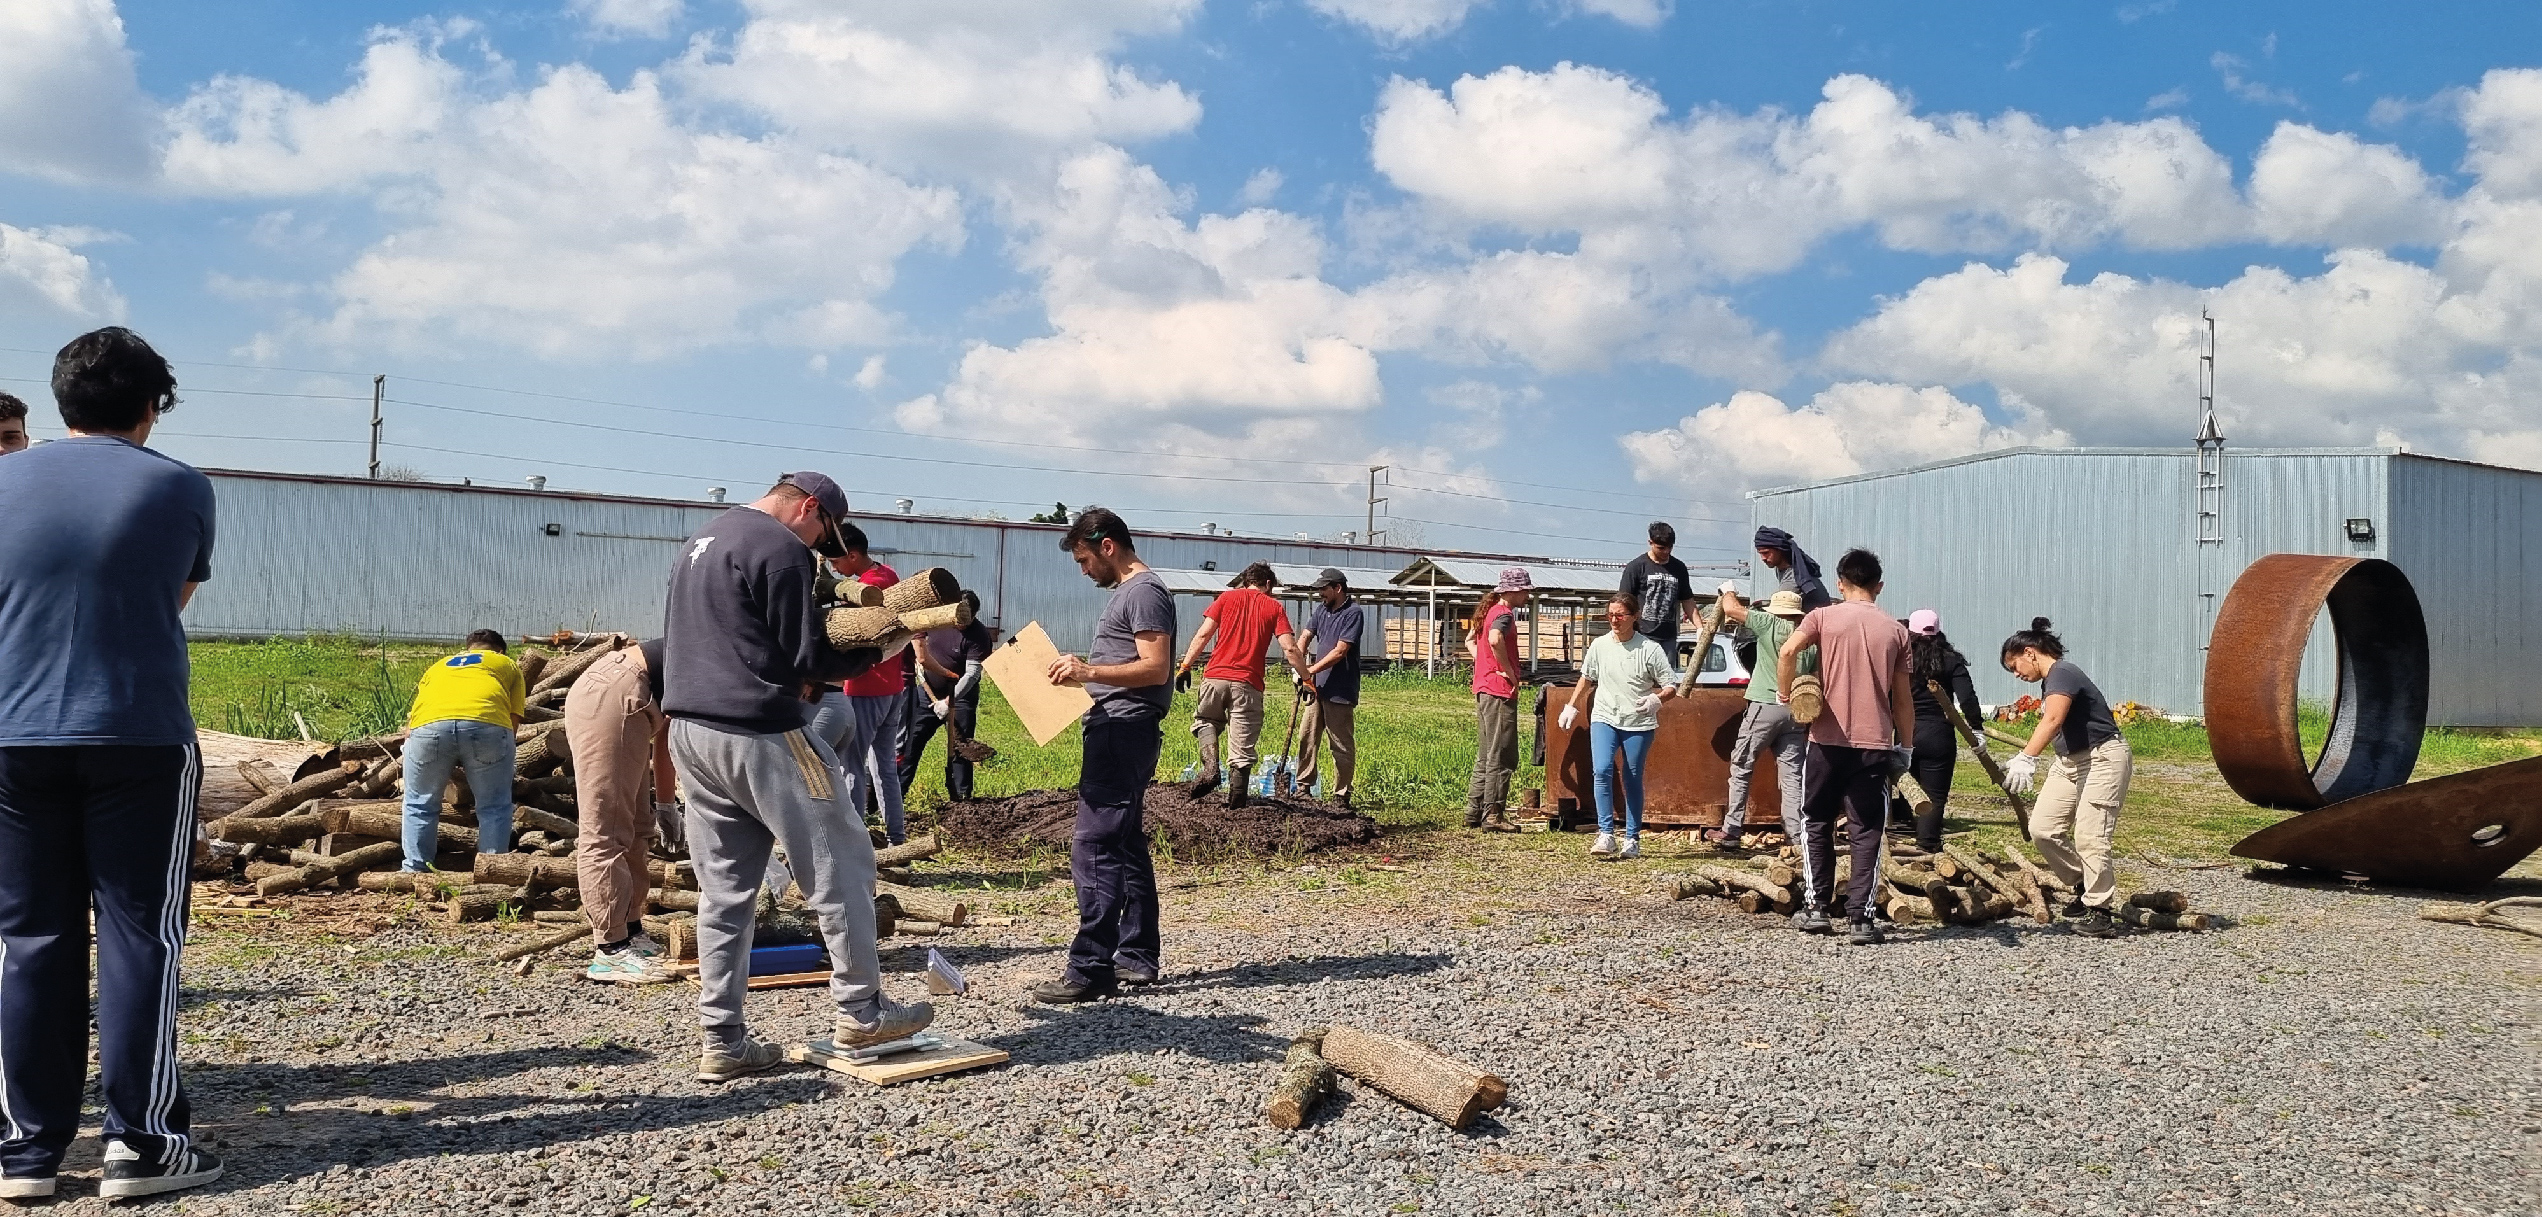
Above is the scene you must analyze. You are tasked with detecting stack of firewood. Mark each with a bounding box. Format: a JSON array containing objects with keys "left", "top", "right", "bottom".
[{"left": 1666, "top": 838, "right": 2213, "bottom": 931}]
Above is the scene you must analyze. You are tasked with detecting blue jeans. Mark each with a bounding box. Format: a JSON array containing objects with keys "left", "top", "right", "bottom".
[
  {"left": 1590, "top": 721, "right": 1654, "bottom": 840},
  {"left": 841, "top": 694, "right": 908, "bottom": 845},
  {"left": 400, "top": 718, "right": 518, "bottom": 870}
]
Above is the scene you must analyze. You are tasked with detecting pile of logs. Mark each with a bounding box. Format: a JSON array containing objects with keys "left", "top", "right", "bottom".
[
  {"left": 1263, "top": 1025, "right": 1507, "bottom": 1131},
  {"left": 1666, "top": 837, "right": 2215, "bottom": 931}
]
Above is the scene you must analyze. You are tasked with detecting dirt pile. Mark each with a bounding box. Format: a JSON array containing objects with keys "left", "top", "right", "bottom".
[{"left": 940, "top": 784, "right": 1380, "bottom": 862}]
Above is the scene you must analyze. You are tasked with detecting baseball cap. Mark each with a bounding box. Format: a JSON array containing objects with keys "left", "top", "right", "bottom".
[
  {"left": 1314, "top": 567, "right": 1348, "bottom": 588},
  {"left": 778, "top": 471, "right": 851, "bottom": 521},
  {"left": 1907, "top": 608, "right": 1940, "bottom": 635}
]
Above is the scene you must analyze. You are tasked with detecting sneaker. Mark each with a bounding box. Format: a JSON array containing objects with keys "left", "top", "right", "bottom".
[
  {"left": 1792, "top": 907, "right": 1834, "bottom": 935},
  {"left": 624, "top": 930, "right": 665, "bottom": 959},
  {"left": 2060, "top": 897, "right": 2088, "bottom": 918},
  {"left": 0, "top": 1175, "right": 56, "bottom": 1200},
  {"left": 696, "top": 1038, "right": 785, "bottom": 1083},
  {"left": 1847, "top": 918, "right": 1885, "bottom": 946},
  {"left": 1590, "top": 832, "right": 1617, "bottom": 856},
  {"left": 1115, "top": 962, "right": 1160, "bottom": 986},
  {"left": 98, "top": 1141, "right": 222, "bottom": 1200},
  {"left": 1030, "top": 974, "right": 1118, "bottom": 1004},
  {"left": 834, "top": 1000, "right": 936, "bottom": 1050},
  {"left": 1619, "top": 837, "right": 1641, "bottom": 860},
  {"left": 586, "top": 948, "right": 675, "bottom": 985},
  {"left": 2071, "top": 907, "right": 2121, "bottom": 939}
]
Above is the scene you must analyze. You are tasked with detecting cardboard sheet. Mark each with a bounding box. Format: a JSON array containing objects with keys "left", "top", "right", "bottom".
[{"left": 981, "top": 621, "right": 1092, "bottom": 746}]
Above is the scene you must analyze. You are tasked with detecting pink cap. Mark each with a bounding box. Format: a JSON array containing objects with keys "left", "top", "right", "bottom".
[{"left": 1907, "top": 608, "right": 1940, "bottom": 635}]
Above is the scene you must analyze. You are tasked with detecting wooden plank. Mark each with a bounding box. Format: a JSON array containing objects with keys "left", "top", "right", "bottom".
[
  {"left": 660, "top": 963, "right": 832, "bottom": 991},
  {"left": 981, "top": 622, "right": 1092, "bottom": 746},
  {"left": 787, "top": 1036, "right": 1010, "bottom": 1086}
]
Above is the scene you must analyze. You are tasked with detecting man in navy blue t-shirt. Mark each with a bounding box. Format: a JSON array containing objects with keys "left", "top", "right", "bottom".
[
  {"left": 1296, "top": 568, "right": 1364, "bottom": 807},
  {"left": 0, "top": 329, "right": 224, "bottom": 1200}
]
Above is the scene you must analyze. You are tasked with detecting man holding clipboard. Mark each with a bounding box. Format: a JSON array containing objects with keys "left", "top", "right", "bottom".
[{"left": 1031, "top": 507, "right": 1176, "bottom": 1003}]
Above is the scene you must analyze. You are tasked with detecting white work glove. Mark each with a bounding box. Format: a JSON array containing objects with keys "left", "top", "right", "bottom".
[
  {"left": 653, "top": 800, "right": 686, "bottom": 848},
  {"left": 1636, "top": 692, "right": 1665, "bottom": 716},
  {"left": 1887, "top": 744, "right": 1914, "bottom": 779},
  {"left": 2003, "top": 752, "right": 2037, "bottom": 796},
  {"left": 1968, "top": 736, "right": 1989, "bottom": 759},
  {"left": 931, "top": 697, "right": 952, "bottom": 722},
  {"left": 1717, "top": 580, "right": 1739, "bottom": 598},
  {"left": 1558, "top": 704, "right": 1580, "bottom": 731}
]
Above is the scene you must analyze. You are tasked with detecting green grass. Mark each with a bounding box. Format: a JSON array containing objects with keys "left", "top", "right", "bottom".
[{"left": 190, "top": 636, "right": 441, "bottom": 742}]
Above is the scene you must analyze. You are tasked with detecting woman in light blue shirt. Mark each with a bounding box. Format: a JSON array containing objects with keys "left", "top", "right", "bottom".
[{"left": 1557, "top": 594, "right": 1680, "bottom": 859}]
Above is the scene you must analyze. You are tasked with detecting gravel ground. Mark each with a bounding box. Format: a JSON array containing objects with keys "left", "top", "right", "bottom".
[{"left": 24, "top": 863, "right": 2537, "bottom": 1215}]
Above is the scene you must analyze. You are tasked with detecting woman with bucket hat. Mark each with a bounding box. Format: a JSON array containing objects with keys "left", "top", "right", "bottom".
[{"left": 1465, "top": 567, "right": 1531, "bottom": 829}]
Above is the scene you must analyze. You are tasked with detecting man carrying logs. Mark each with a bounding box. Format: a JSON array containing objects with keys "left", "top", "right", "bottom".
[
  {"left": 662, "top": 472, "right": 931, "bottom": 1080},
  {"left": 567, "top": 638, "right": 679, "bottom": 983},
  {"left": 397, "top": 630, "right": 526, "bottom": 872},
  {"left": 1034, "top": 508, "right": 1176, "bottom": 1003},
  {"left": 0, "top": 328, "right": 225, "bottom": 1199},
  {"left": 1776, "top": 548, "right": 1914, "bottom": 947}
]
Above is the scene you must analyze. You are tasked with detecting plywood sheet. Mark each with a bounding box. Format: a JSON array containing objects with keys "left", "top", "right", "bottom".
[
  {"left": 787, "top": 1036, "right": 1010, "bottom": 1086},
  {"left": 981, "top": 622, "right": 1092, "bottom": 746}
]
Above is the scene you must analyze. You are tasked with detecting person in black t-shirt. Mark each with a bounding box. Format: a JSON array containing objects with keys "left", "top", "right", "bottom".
[
  {"left": 1619, "top": 521, "right": 1694, "bottom": 661},
  {"left": 1897, "top": 610, "right": 1983, "bottom": 852},
  {"left": 901, "top": 591, "right": 995, "bottom": 800},
  {"left": 1999, "top": 617, "right": 2132, "bottom": 939}
]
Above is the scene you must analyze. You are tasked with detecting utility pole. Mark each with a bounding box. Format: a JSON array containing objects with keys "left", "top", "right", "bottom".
[
  {"left": 367, "top": 375, "right": 385, "bottom": 479},
  {"left": 1365, "top": 465, "right": 1388, "bottom": 547}
]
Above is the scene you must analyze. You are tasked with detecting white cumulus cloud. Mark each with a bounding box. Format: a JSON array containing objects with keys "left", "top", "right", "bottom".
[
  {"left": 0, "top": 223, "right": 128, "bottom": 324},
  {"left": 1306, "top": 0, "right": 1488, "bottom": 44},
  {"left": 1620, "top": 382, "right": 2065, "bottom": 493},
  {"left": 570, "top": 0, "right": 684, "bottom": 39},
  {"left": 0, "top": 0, "right": 156, "bottom": 184}
]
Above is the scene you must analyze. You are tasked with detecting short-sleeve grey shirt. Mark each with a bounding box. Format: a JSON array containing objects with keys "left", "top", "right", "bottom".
[
  {"left": 2044, "top": 660, "right": 2123, "bottom": 755},
  {"left": 1087, "top": 570, "right": 1176, "bottom": 721}
]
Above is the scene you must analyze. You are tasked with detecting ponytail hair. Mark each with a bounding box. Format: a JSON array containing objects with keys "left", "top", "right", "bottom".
[{"left": 1999, "top": 616, "right": 2065, "bottom": 663}]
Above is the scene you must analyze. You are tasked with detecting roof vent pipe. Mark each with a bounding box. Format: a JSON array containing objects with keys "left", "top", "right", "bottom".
[
  {"left": 526, "top": 475, "right": 547, "bottom": 492},
  {"left": 896, "top": 498, "right": 914, "bottom": 515},
  {"left": 707, "top": 487, "right": 726, "bottom": 503},
  {"left": 1203, "top": 523, "right": 1218, "bottom": 536}
]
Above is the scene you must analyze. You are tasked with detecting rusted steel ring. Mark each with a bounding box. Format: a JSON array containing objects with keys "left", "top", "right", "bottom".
[{"left": 2205, "top": 554, "right": 2428, "bottom": 809}]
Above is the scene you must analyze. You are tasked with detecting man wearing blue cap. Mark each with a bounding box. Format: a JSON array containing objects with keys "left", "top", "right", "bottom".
[{"left": 660, "top": 472, "right": 934, "bottom": 1081}]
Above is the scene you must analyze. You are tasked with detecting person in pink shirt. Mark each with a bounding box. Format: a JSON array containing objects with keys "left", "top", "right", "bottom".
[
  {"left": 1465, "top": 567, "right": 1531, "bottom": 829},
  {"left": 1776, "top": 548, "right": 1915, "bottom": 945}
]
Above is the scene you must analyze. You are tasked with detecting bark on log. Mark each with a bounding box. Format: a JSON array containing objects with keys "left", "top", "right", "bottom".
[
  {"left": 2113, "top": 905, "right": 2210, "bottom": 931},
  {"left": 1666, "top": 876, "right": 1724, "bottom": 900},
  {"left": 446, "top": 889, "right": 527, "bottom": 924},
  {"left": 1999, "top": 840, "right": 2070, "bottom": 895},
  {"left": 490, "top": 921, "right": 593, "bottom": 963},
  {"left": 517, "top": 650, "right": 549, "bottom": 687},
  {"left": 1735, "top": 890, "right": 1770, "bottom": 915},
  {"left": 1929, "top": 680, "right": 2029, "bottom": 838},
  {"left": 236, "top": 759, "right": 287, "bottom": 798},
  {"left": 224, "top": 763, "right": 361, "bottom": 821},
  {"left": 1884, "top": 894, "right": 1937, "bottom": 924},
  {"left": 1743, "top": 856, "right": 1798, "bottom": 887},
  {"left": 324, "top": 804, "right": 476, "bottom": 852},
  {"left": 826, "top": 605, "right": 902, "bottom": 649},
  {"left": 531, "top": 638, "right": 621, "bottom": 696},
  {"left": 474, "top": 853, "right": 580, "bottom": 889},
  {"left": 881, "top": 567, "right": 960, "bottom": 615},
  {"left": 897, "top": 602, "right": 973, "bottom": 635},
  {"left": 350, "top": 752, "right": 403, "bottom": 798},
  {"left": 244, "top": 861, "right": 296, "bottom": 882},
  {"left": 1942, "top": 842, "right": 2044, "bottom": 922},
  {"left": 515, "top": 807, "right": 577, "bottom": 839},
  {"left": 214, "top": 813, "right": 327, "bottom": 846},
  {"left": 2125, "top": 890, "right": 2190, "bottom": 914},
  {"left": 650, "top": 888, "right": 700, "bottom": 912},
  {"left": 877, "top": 882, "right": 968, "bottom": 926},
  {"left": 871, "top": 835, "right": 941, "bottom": 868},
  {"left": 1319, "top": 1025, "right": 1507, "bottom": 1130},
  {"left": 255, "top": 841, "right": 403, "bottom": 897},
  {"left": 358, "top": 871, "right": 444, "bottom": 894},
  {"left": 1264, "top": 1028, "right": 1336, "bottom": 1130}
]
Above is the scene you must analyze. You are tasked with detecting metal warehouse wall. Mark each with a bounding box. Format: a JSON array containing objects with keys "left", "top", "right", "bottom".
[
  {"left": 186, "top": 472, "right": 1451, "bottom": 655},
  {"left": 2387, "top": 455, "right": 2542, "bottom": 727},
  {"left": 1746, "top": 448, "right": 2401, "bottom": 720}
]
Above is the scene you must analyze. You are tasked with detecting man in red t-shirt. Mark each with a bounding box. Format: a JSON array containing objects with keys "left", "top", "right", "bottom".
[{"left": 1174, "top": 562, "right": 1303, "bottom": 807}]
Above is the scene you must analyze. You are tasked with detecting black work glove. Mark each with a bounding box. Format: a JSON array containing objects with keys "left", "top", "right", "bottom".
[{"left": 1174, "top": 666, "right": 1193, "bottom": 694}]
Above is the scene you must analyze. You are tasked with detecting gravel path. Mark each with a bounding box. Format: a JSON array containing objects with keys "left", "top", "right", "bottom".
[{"left": 29, "top": 865, "right": 2538, "bottom": 1215}]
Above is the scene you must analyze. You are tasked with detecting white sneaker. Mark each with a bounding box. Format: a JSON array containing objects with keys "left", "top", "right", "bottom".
[
  {"left": 625, "top": 930, "right": 665, "bottom": 960},
  {"left": 1619, "top": 837, "right": 1641, "bottom": 860},
  {"left": 1590, "top": 832, "right": 1617, "bottom": 856}
]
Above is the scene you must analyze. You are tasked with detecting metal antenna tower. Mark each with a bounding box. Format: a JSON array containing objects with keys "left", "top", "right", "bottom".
[{"left": 2195, "top": 312, "right": 2226, "bottom": 656}]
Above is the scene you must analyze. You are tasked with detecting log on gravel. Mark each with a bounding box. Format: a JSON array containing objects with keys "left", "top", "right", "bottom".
[
  {"left": 2114, "top": 905, "right": 2210, "bottom": 932},
  {"left": 2000, "top": 841, "right": 2070, "bottom": 895},
  {"left": 446, "top": 888, "right": 528, "bottom": 924},
  {"left": 1666, "top": 876, "right": 1723, "bottom": 900},
  {"left": 1319, "top": 1025, "right": 1507, "bottom": 1130},
  {"left": 255, "top": 841, "right": 403, "bottom": 897},
  {"left": 2125, "top": 890, "right": 2190, "bottom": 914},
  {"left": 1743, "top": 856, "right": 1797, "bottom": 887},
  {"left": 1944, "top": 842, "right": 2046, "bottom": 923},
  {"left": 1735, "top": 889, "right": 1771, "bottom": 915},
  {"left": 874, "top": 835, "right": 941, "bottom": 869},
  {"left": 1884, "top": 893, "right": 1937, "bottom": 924},
  {"left": 224, "top": 763, "right": 361, "bottom": 821},
  {"left": 491, "top": 922, "right": 594, "bottom": 963},
  {"left": 877, "top": 882, "right": 968, "bottom": 926},
  {"left": 1264, "top": 1028, "right": 1336, "bottom": 1130},
  {"left": 214, "top": 813, "right": 327, "bottom": 846}
]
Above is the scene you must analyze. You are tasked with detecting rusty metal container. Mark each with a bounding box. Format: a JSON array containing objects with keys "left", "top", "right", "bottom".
[{"left": 1541, "top": 686, "right": 1784, "bottom": 829}]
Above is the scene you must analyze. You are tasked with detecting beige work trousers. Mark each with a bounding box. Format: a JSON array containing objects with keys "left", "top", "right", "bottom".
[
  {"left": 567, "top": 647, "right": 662, "bottom": 940},
  {"left": 1191, "top": 677, "right": 1266, "bottom": 775},
  {"left": 2028, "top": 735, "right": 2132, "bottom": 910},
  {"left": 1296, "top": 697, "right": 1356, "bottom": 801}
]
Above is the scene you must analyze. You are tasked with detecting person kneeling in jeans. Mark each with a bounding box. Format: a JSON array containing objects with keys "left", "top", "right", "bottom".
[{"left": 398, "top": 630, "right": 526, "bottom": 872}]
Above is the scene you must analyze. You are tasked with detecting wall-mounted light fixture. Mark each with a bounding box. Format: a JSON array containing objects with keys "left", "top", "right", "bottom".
[
  {"left": 542, "top": 522, "right": 562, "bottom": 537},
  {"left": 2345, "top": 518, "right": 2376, "bottom": 543}
]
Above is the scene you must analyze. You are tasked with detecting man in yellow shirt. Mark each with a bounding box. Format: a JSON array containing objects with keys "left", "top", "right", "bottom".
[{"left": 399, "top": 630, "right": 527, "bottom": 871}]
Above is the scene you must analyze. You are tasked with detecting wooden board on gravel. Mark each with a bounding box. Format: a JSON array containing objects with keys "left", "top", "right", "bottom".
[{"left": 787, "top": 1036, "right": 1009, "bottom": 1086}]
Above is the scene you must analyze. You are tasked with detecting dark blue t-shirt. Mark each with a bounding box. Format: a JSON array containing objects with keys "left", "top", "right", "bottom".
[
  {"left": 1306, "top": 600, "right": 1365, "bottom": 706},
  {"left": 0, "top": 437, "right": 216, "bottom": 745},
  {"left": 1086, "top": 570, "right": 1175, "bottom": 722}
]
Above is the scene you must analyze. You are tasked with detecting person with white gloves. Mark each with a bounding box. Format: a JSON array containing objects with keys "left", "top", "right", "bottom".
[
  {"left": 1559, "top": 593, "right": 1680, "bottom": 859},
  {"left": 902, "top": 591, "right": 996, "bottom": 802},
  {"left": 1999, "top": 617, "right": 2132, "bottom": 939}
]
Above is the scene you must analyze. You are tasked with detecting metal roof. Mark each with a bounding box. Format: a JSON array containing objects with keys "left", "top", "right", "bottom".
[
  {"left": 1392, "top": 556, "right": 1626, "bottom": 595},
  {"left": 1146, "top": 568, "right": 1242, "bottom": 595},
  {"left": 1267, "top": 564, "right": 1403, "bottom": 591},
  {"left": 1746, "top": 445, "right": 2424, "bottom": 498}
]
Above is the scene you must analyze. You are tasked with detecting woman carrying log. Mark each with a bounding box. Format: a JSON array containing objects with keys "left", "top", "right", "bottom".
[
  {"left": 1998, "top": 618, "right": 2131, "bottom": 939},
  {"left": 1899, "top": 610, "right": 1983, "bottom": 853},
  {"left": 1557, "top": 594, "right": 1679, "bottom": 859}
]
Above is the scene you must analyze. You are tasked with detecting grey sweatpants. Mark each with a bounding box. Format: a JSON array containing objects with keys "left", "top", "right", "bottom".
[
  {"left": 669, "top": 718, "right": 884, "bottom": 1046},
  {"left": 1722, "top": 700, "right": 1806, "bottom": 837}
]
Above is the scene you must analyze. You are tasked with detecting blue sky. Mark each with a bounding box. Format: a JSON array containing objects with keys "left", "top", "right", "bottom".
[{"left": 2, "top": 0, "right": 2536, "bottom": 562}]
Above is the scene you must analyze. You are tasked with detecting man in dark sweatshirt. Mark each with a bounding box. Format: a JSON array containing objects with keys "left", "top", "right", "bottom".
[{"left": 660, "top": 472, "right": 933, "bottom": 1081}]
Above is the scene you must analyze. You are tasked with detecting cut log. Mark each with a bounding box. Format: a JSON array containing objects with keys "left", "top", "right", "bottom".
[
  {"left": 1786, "top": 673, "right": 1824, "bottom": 724},
  {"left": 214, "top": 813, "right": 327, "bottom": 847},
  {"left": 1743, "top": 856, "right": 1798, "bottom": 887},
  {"left": 826, "top": 605, "right": 903, "bottom": 649},
  {"left": 1319, "top": 1025, "right": 1507, "bottom": 1130},
  {"left": 224, "top": 763, "right": 362, "bottom": 821},
  {"left": 873, "top": 835, "right": 941, "bottom": 869},
  {"left": 491, "top": 922, "right": 594, "bottom": 963},
  {"left": 445, "top": 888, "right": 527, "bottom": 924},
  {"left": 474, "top": 854, "right": 581, "bottom": 889},
  {"left": 877, "top": 882, "right": 968, "bottom": 926},
  {"left": 1999, "top": 840, "right": 2070, "bottom": 895},
  {"left": 322, "top": 803, "right": 477, "bottom": 852},
  {"left": 1666, "top": 876, "right": 1723, "bottom": 900},
  {"left": 236, "top": 758, "right": 288, "bottom": 798},
  {"left": 2125, "top": 890, "right": 2191, "bottom": 914},
  {"left": 895, "top": 920, "right": 942, "bottom": 936},
  {"left": 1942, "top": 842, "right": 2042, "bottom": 922},
  {"left": 881, "top": 567, "right": 961, "bottom": 615},
  {"left": 357, "top": 871, "right": 449, "bottom": 895},
  {"left": 255, "top": 840, "right": 403, "bottom": 897},
  {"left": 1891, "top": 774, "right": 1932, "bottom": 818},
  {"left": 531, "top": 638, "right": 621, "bottom": 696},
  {"left": 1734, "top": 889, "right": 1770, "bottom": 915},
  {"left": 1884, "top": 893, "right": 1937, "bottom": 924},
  {"left": 514, "top": 723, "right": 571, "bottom": 775},
  {"left": 243, "top": 861, "right": 296, "bottom": 882},
  {"left": 518, "top": 650, "right": 549, "bottom": 687},
  {"left": 2113, "top": 905, "right": 2210, "bottom": 932},
  {"left": 897, "top": 602, "right": 973, "bottom": 635},
  {"left": 1264, "top": 1028, "right": 1336, "bottom": 1130},
  {"left": 650, "top": 888, "right": 700, "bottom": 912},
  {"left": 514, "top": 807, "right": 577, "bottom": 839},
  {"left": 349, "top": 752, "right": 403, "bottom": 798}
]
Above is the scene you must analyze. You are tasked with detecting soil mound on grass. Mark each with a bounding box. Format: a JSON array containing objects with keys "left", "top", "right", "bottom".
[{"left": 940, "top": 784, "right": 1379, "bottom": 862}]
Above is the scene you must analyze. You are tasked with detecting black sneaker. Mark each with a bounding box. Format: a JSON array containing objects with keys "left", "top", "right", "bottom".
[
  {"left": 2071, "top": 908, "right": 2121, "bottom": 939},
  {"left": 1791, "top": 908, "right": 1833, "bottom": 935},
  {"left": 100, "top": 1141, "right": 223, "bottom": 1200},
  {"left": 1029, "top": 974, "right": 1118, "bottom": 1004},
  {"left": 2060, "top": 897, "right": 2088, "bottom": 918},
  {"left": 1847, "top": 918, "right": 1885, "bottom": 946}
]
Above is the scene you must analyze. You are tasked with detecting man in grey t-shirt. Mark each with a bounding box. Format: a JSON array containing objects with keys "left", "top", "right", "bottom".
[{"left": 1034, "top": 508, "right": 1176, "bottom": 1003}]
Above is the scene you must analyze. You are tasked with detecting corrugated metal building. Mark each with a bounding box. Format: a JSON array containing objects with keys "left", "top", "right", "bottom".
[
  {"left": 1746, "top": 447, "right": 2542, "bottom": 727},
  {"left": 188, "top": 470, "right": 1564, "bottom": 657}
]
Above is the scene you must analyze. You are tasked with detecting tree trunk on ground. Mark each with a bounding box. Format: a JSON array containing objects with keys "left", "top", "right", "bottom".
[
  {"left": 446, "top": 889, "right": 527, "bottom": 924},
  {"left": 255, "top": 841, "right": 402, "bottom": 897},
  {"left": 1264, "top": 1029, "right": 1335, "bottom": 1130},
  {"left": 214, "top": 814, "right": 328, "bottom": 846},
  {"left": 2125, "top": 890, "right": 2190, "bottom": 914},
  {"left": 877, "top": 882, "right": 968, "bottom": 926},
  {"left": 223, "top": 763, "right": 361, "bottom": 822},
  {"left": 1667, "top": 876, "right": 1723, "bottom": 900},
  {"left": 1319, "top": 1025, "right": 1507, "bottom": 1130},
  {"left": 2114, "top": 905, "right": 2210, "bottom": 931},
  {"left": 874, "top": 836, "right": 940, "bottom": 868}
]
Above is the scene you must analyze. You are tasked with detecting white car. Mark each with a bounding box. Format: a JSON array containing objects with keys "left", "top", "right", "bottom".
[{"left": 1680, "top": 632, "right": 1752, "bottom": 689}]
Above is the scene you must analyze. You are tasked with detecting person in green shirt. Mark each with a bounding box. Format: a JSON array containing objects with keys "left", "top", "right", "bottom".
[{"left": 1712, "top": 589, "right": 1814, "bottom": 850}]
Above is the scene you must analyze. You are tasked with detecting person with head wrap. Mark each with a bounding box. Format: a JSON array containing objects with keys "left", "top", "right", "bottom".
[{"left": 1751, "top": 527, "right": 1832, "bottom": 612}]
